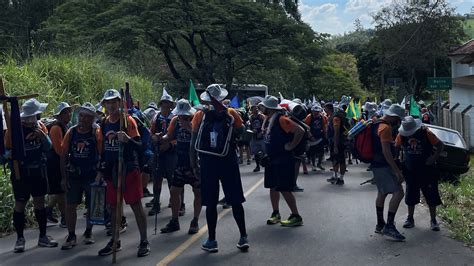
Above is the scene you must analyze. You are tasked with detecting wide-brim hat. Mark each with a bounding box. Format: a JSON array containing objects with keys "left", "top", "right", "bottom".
[
  {"left": 159, "top": 95, "right": 174, "bottom": 105},
  {"left": 20, "top": 98, "right": 48, "bottom": 118},
  {"left": 146, "top": 102, "right": 159, "bottom": 110},
  {"left": 311, "top": 104, "right": 323, "bottom": 112},
  {"left": 382, "top": 99, "right": 392, "bottom": 109},
  {"left": 76, "top": 102, "right": 97, "bottom": 117},
  {"left": 398, "top": 116, "right": 422, "bottom": 137},
  {"left": 53, "top": 102, "right": 72, "bottom": 116},
  {"left": 101, "top": 89, "right": 121, "bottom": 103},
  {"left": 384, "top": 104, "right": 405, "bottom": 118},
  {"left": 172, "top": 99, "right": 196, "bottom": 116},
  {"left": 259, "top": 95, "right": 282, "bottom": 110},
  {"left": 200, "top": 84, "right": 228, "bottom": 102}
]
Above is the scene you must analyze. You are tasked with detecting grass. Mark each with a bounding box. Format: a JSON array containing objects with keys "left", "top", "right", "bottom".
[
  {"left": 463, "top": 18, "right": 474, "bottom": 40},
  {"left": 438, "top": 154, "right": 474, "bottom": 248},
  {"left": 0, "top": 53, "right": 158, "bottom": 235}
]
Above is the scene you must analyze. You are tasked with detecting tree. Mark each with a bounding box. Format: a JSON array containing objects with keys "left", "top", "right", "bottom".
[{"left": 372, "top": 0, "right": 466, "bottom": 97}]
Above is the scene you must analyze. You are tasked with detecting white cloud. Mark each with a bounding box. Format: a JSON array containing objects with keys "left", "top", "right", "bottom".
[
  {"left": 344, "top": 0, "right": 392, "bottom": 13},
  {"left": 300, "top": 2, "right": 353, "bottom": 35}
]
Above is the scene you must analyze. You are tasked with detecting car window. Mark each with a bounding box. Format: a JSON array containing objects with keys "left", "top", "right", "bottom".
[{"left": 427, "top": 127, "right": 466, "bottom": 149}]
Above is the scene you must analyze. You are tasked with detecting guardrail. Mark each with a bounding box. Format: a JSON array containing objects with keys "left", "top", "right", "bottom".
[{"left": 436, "top": 103, "right": 473, "bottom": 151}]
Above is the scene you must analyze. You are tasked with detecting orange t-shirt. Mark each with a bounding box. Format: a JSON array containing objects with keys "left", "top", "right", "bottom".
[
  {"left": 394, "top": 128, "right": 440, "bottom": 148},
  {"left": 377, "top": 123, "right": 393, "bottom": 143},
  {"left": 304, "top": 114, "right": 328, "bottom": 133},
  {"left": 278, "top": 116, "right": 297, "bottom": 133},
  {"left": 191, "top": 108, "right": 243, "bottom": 133},
  {"left": 62, "top": 126, "right": 103, "bottom": 156}
]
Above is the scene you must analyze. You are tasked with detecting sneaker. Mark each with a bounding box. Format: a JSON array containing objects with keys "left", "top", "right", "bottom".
[
  {"left": 317, "top": 164, "right": 325, "bottom": 171},
  {"left": 201, "top": 239, "right": 218, "bottom": 253},
  {"left": 14, "top": 237, "right": 25, "bottom": 253},
  {"left": 148, "top": 204, "right": 161, "bottom": 216},
  {"left": 137, "top": 240, "right": 151, "bottom": 257},
  {"left": 267, "top": 212, "right": 281, "bottom": 225},
  {"left": 83, "top": 231, "right": 95, "bottom": 245},
  {"left": 179, "top": 205, "right": 186, "bottom": 216},
  {"left": 403, "top": 217, "right": 415, "bottom": 229},
  {"left": 280, "top": 214, "right": 303, "bottom": 227},
  {"left": 160, "top": 219, "right": 180, "bottom": 234},
  {"left": 430, "top": 220, "right": 440, "bottom": 231},
  {"left": 61, "top": 234, "right": 77, "bottom": 250},
  {"left": 143, "top": 188, "right": 153, "bottom": 198},
  {"left": 145, "top": 198, "right": 155, "bottom": 208},
  {"left": 382, "top": 224, "right": 406, "bottom": 242},
  {"left": 98, "top": 240, "right": 121, "bottom": 256},
  {"left": 293, "top": 186, "right": 304, "bottom": 192},
  {"left": 236, "top": 236, "right": 249, "bottom": 251},
  {"left": 375, "top": 223, "right": 385, "bottom": 234},
  {"left": 47, "top": 216, "right": 59, "bottom": 224},
  {"left": 59, "top": 217, "right": 67, "bottom": 228},
  {"left": 106, "top": 219, "right": 127, "bottom": 236},
  {"left": 188, "top": 218, "right": 199, "bottom": 234},
  {"left": 253, "top": 166, "right": 260, "bottom": 172},
  {"left": 38, "top": 235, "right": 58, "bottom": 248},
  {"left": 326, "top": 177, "right": 337, "bottom": 184},
  {"left": 336, "top": 178, "right": 344, "bottom": 185}
]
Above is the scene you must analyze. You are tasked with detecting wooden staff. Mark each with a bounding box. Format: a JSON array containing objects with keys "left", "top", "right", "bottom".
[
  {"left": 112, "top": 86, "right": 126, "bottom": 263},
  {"left": 0, "top": 76, "right": 38, "bottom": 180}
]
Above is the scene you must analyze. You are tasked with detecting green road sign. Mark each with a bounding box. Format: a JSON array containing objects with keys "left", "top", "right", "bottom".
[{"left": 427, "top": 77, "right": 452, "bottom": 90}]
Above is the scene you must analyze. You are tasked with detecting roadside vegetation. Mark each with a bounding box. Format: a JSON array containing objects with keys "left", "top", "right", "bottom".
[{"left": 439, "top": 155, "right": 474, "bottom": 248}]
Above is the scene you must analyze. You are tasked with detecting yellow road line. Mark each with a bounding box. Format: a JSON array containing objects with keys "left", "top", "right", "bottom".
[{"left": 156, "top": 177, "right": 265, "bottom": 266}]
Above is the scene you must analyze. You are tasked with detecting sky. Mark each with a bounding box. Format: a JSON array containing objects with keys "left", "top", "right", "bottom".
[{"left": 299, "top": 0, "right": 473, "bottom": 35}]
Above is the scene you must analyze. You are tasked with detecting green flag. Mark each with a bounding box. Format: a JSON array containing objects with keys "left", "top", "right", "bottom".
[
  {"left": 355, "top": 100, "right": 361, "bottom": 119},
  {"left": 189, "top": 79, "right": 200, "bottom": 106},
  {"left": 409, "top": 96, "right": 420, "bottom": 117},
  {"left": 346, "top": 99, "right": 357, "bottom": 120}
]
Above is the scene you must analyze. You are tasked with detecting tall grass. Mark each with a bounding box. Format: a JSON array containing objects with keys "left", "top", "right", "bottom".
[
  {"left": 438, "top": 155, "right": 473, "bottom": 248},
  {"left": 0, "top": 53, "right": 160, "bottom": 114},
  {"left": 0, "top": 53, "right": 159, "bottom": 235}
]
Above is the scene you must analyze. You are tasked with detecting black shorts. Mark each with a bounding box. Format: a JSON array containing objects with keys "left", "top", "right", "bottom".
[
  {"left": 200, "top": 153, "right": 245, "bottom": 206},
  {"left": 405, "top": 169, "right": 442, "bottom": 207},
  {"left": 47, "top": 163, "right": 64, "bottom": 195},
  {"left": 329, "top": 143, "right": 346, "bottom": 164},
  {"left": 170, "top": 166, "right": 200, "bottom": 189},
  {"left": 11, "top": 167, "right": 48, "bottom": 202},
  {"left": 154, "top": 150, "right": 177, "bottom": 180},
  {"left": 67, "top": 175, "right": 95, "bottom": 207},
  {"left": 307, "top": 142, "right": 324, "bottom": 157},
  {"left": 264, "top": 155, "right": 296, "bottom": 192}
]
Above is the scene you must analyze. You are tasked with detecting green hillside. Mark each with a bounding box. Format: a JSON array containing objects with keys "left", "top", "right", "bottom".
[{"left": 464, "top": 18, "right": 474, "bottom": 39}]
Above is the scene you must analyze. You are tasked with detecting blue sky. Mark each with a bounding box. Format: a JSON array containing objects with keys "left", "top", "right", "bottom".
[{"left": 299, "top": 0, "right": 473, "bottom": 35}]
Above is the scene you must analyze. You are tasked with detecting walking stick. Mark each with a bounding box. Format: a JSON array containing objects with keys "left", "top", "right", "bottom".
[{"left": 112, "top": 88, "right": 126, "bottom": 264}]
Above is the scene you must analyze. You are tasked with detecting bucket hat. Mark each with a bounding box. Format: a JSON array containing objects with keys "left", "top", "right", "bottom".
[
  {"left": 384, "top": 104, "right": 405, "bottom": 118},
  {"left": 200, "top": 84, "right": 228, "bottom": 102},
  {"left": 172, "top": 99, "right": 196, "bottom": 116},
  {"left": 53, "top": 102, "right": 71, "bottom": 116},
  {"left": 398, "top": 116, "right": 422, "bottom": 137},
  {"left": 259, "top": 95, "right": 282, "bottom": 110},
  {"left": 76, "top": 102, "right": 97, "bottom": 117},
  {"left": 101, "top": 89, "right": 121, "bottom": 103},
  {"left": 20, "top": 98, "right": 48, "bottom": 118}
]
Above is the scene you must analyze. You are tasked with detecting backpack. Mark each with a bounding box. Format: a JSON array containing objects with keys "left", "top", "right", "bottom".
[
  {"left": 285, "top": 111, "right": 310, "bottom": 156},
  {"left": 195, "top": 109, "right": 235, "bottom": 157},
  {"left": 352, "top": 120, "right": 387, "bottom": 163}
]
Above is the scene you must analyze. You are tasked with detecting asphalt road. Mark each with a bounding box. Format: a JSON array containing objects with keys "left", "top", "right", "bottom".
[{"left": 0, "top": 159, "right": 472, "bottom": 266}]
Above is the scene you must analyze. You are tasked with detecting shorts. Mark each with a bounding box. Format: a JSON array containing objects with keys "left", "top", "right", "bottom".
[
  {"left": 372, "top": 166, "right": 401, "bottom": 194},
  {"left": 307, "top": 142, "right": 324, "bottom": 157},
  {"left": 200, "top": 153, "right": 245, "bottom": 206},
  {"left": 47, "top": 163, "right": 64, "bottom": 195},
  {"left": 11, "top": 167, "right": 48, "bottom": 202},
  {"left": 264, "top": 155, "right": 296, "bottom": 192},
  {"left": 170, "top": 166, "right": 200, "bottom": 189},
  {"left": 250, "top": 139, "right": 265, "bottom": 155},
  {"left": 67, "top": 175, "right": 95, "bottom": 207},
  {"left": 106, "top": 169, "right": 143, "bottom": 205},
  {"left": 404, "top": 169, "right": 442, "bottom": 206},
  {"left": 154, "top": 150, "right": 177, "bottom": 180},
  {"left": 330, "top": 142, "right": 346, "bottom": 164}
]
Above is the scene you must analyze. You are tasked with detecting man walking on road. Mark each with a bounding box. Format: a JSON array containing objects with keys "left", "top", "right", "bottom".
[
  {"left": 191, "top": 84, "right": 248, "bottom": 253},
  {"left": 371, "top": 104, "right": 406, "bottom": 241},
  {"left": 260, "top": 96, "right": 305, "bottom": 227},
  {"left": 96, "top": 89, "right": 150, "bottom": 257},
  {"left": 324, "top": 103, "right": 347, "bottom": 185},
  {"left": 395, "top": 116, "right": 444, "bottom": 231}
]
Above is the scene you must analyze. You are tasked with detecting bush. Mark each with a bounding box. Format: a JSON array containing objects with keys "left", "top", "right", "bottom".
[
  {"left": 438, "top": 157, "right": 473, "bottom": 248},
  {"left": 0, "top": 53, "right": 159, "bottom": 235},
  {"left": 0, "top": 53, "right": 159, "bottom": 115}
]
